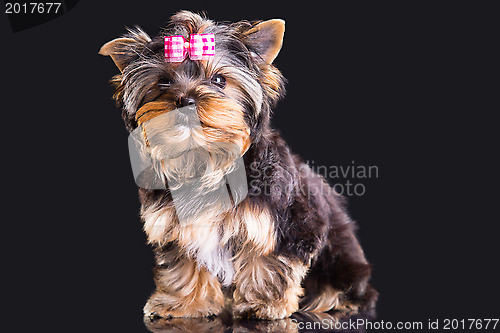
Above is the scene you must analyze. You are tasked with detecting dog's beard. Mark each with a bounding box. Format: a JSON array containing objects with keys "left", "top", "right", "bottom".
[
  {"left": 142, "top": 107, "right": 241, "bottom": 189},
  {"left": 129, "top": 106, "right": 247, "bottom": 224}
]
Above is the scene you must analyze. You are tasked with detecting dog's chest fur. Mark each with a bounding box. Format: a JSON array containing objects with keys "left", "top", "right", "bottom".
[{"left": 141, "top": 201, "right": 276, "bottom": 286}]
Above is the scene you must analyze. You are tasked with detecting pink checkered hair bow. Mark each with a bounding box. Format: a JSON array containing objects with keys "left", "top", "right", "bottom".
[{"left": 164, "top": 34, "right": 215, "bottom": 62}]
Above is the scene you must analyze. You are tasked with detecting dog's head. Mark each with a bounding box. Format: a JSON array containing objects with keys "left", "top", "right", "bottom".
[
  {"left": 100, "top": 11, "right": 285, "bottom": 188},
  {"left": 101, "top": 10, "right": 285, "bottom": 144}
]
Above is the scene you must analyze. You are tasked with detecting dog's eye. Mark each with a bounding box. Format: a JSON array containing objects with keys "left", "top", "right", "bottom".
[
  {"left": 158, "top": 76, "right": 173, "bottom": 88},
  {"left": 211, "top": 74, "right": 226, "bottom": 89}
]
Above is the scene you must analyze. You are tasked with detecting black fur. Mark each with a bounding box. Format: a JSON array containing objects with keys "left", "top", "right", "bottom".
[{"left": 244, "top": 131, "right": 378, "bottom": 311}]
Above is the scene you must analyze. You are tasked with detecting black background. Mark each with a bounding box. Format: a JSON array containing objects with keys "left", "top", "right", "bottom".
[{"left": 2, "top": 1, "right": 499, "bottom": 332}]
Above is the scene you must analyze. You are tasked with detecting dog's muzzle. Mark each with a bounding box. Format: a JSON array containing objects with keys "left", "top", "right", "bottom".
[{"left": 128, "top": 105, "right": 248, "bottom": 225}]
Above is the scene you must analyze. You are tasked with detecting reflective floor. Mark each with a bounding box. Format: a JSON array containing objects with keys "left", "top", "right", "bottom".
[{"left": 144, "top": 310, "right": 375, "bottom": 333}]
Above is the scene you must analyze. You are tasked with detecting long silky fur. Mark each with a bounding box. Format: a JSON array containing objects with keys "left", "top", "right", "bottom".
[{"left": 103, "top": 10, "right": 377, "bottom": 319}]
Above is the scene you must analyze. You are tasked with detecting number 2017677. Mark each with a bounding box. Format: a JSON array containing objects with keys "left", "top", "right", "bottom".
[{"left": 5, "top": 3, "right": 62, "bottom": 14}]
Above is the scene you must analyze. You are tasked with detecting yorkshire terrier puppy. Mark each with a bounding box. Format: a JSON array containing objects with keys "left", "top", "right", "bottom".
[{"left": 100, "top": 11, "right": 377, "bottom": 320}]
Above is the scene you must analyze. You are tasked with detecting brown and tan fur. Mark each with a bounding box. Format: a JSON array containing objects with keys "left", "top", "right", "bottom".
[
  {"left": 142, "top": 201, "right": 300, "bottom": 319},
  {"left": 100, "top": 11, "right": 377, "bottom": 321},
  {"left": 144, "top": 244, "right": 225, "bottom": 318}
]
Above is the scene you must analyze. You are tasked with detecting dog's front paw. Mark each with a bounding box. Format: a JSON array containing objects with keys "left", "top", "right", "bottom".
[
  {"left": 144, "top": 291, "right": 224, "bottom": 319},
  {"left": 233, "top": 300, "right": 297, "bottom": 320}
]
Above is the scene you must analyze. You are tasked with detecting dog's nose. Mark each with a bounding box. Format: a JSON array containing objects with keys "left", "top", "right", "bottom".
[{"left": 176, "top": 96, "right": 196, "bottom": 108}]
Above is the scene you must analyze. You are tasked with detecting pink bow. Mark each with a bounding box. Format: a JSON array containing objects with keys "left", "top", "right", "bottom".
[{"left": 164, "top": 34, "right": 215, "bottom": 62}]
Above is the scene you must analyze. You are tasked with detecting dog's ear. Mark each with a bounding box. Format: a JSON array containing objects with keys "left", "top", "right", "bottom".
[
  {"left": 99, "top": 27, "right": 151, "bottom": 72},
  {"left": 243, "top": 19, "right": 285, "bottom": 64}
]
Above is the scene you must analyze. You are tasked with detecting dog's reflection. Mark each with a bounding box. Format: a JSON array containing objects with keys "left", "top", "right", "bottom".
[{"left": 144, "top": 311, "right": 373, "bottom": 333}]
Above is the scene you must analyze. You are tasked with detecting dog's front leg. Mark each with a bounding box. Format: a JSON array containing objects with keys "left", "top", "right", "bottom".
[
  {"left": 232, "top": 253, "right": 308, "bottom": 320},
  {"left": 143, "top": 244, "right": 225, "bottom": 319}
]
